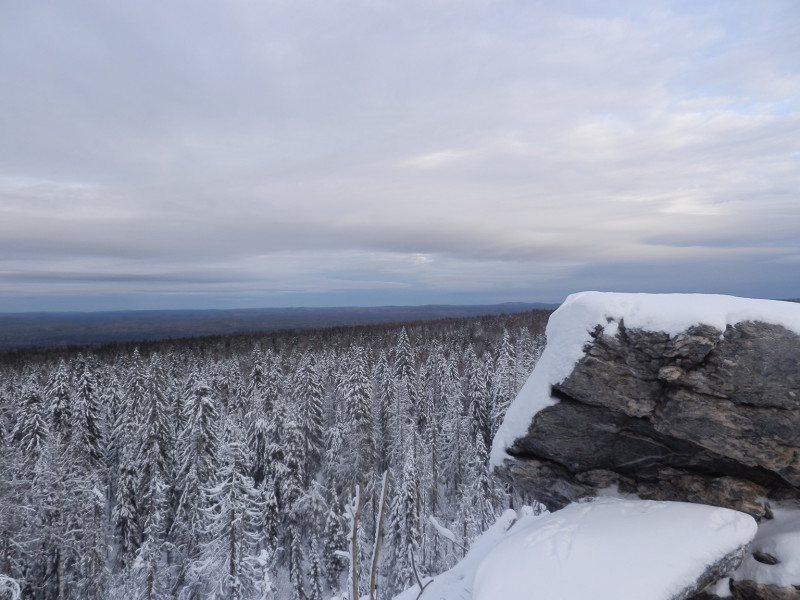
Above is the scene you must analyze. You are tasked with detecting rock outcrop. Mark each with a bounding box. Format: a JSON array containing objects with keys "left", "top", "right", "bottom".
[
  {"left": 491, "top": 292, "right": 800, "bottom": 600},
  {"left": 730, "top": 580, "right": 800, "bottom": 600},
  {"left": 498, "top": 319, "right": 800, "bottom": 517}
]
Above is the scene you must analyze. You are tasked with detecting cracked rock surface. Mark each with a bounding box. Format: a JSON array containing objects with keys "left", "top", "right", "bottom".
[{"left": 497, "top": 320, "right": 800, "bottom": 518}]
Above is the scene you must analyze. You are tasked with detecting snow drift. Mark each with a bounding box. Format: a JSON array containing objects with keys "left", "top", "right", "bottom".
[{"left": 473, "top": 498, "right": 756, "bottom": 600}]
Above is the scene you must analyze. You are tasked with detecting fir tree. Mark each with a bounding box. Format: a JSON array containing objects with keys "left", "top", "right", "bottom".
[
  {"left": 129, "top": 475, "right": 171, "bottom": 600},
  {"left": 136, "top": 354, "right": 175, "bottom": 530},
  {"left": 371, "top": 352, "right": 394, "bottom": 473},
  {"left": 292, "top": 353, "right": 325, "bottom": 485},
  {"left": 114, "top": 443, "right": 141, "bottom": 564},
  {"left": 307, "top": 537, "right": 324, "bottom": 600},
  {"left": 287, "top": 524, "right": 306, "bottom": 600},
  {"left": 73, "top": 354, "right": 104, "bottom": 464},
  {"left": 341, "top": 346, "right": 375, "bottom": 490},
  {"left": 322, "top": 502, "right": 348, "bottom": 590},
  {"left": 45, "top": 359, "right": 72, "bottom": 437},
  {"left": 173, "top": 376, "right": 222, "bottom": 594},
  {"left": 204, "top": 432, "right": 264, "bottom": 600},
  {"left": 13, "top": 374, "right": 49, "bottom": 466},
  {"left": 126, "top": 349, "right": 150, "bottom": 426}
]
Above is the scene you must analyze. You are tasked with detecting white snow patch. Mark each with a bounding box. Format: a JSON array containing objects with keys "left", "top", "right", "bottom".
[
  {"left": 709, "top": 577, "right": 733, "bottom": 597},
  {"left": 473, "top": 498, "right": 757, "bottom": 600},
  {"left": 491, "top": 291, "right": 800, "bottom": 468},
  {"left": 394, "top": 508, "right": 533, "bottom": 600},
  {"left": 734, "top": 503, "right": 800, "bottom": 588},
  {"left": 429, "top": 515, "right": 459, "bottom": 544}
]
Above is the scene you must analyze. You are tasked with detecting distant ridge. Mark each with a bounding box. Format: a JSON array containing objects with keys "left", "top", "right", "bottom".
[{"left": 0, "top": 302, "right": 557, "bottom": 351}]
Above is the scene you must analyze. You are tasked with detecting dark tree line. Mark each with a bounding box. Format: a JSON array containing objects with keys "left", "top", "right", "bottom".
[{"left": 0, "top": 310, "right": 548, "bottom": 600}]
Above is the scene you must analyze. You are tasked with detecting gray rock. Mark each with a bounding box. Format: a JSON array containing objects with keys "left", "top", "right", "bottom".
[
  {"left": 730, "top": 580, "right": 800, "bottom": 600},
  {"left": 497, "top": 319, "right": 800, "bottom": 515},
  {"left": 674, "top": 547, "right": 748, "bottom": 600}
]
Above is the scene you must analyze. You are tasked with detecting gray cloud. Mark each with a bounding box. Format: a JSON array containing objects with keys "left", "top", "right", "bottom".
[{"left": 1, "top": 0, "right": 799, "bottom": 311}]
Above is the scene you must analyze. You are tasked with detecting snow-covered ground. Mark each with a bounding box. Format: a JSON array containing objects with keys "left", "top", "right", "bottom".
[
  {"left": 734, "top": 502, "right": 800, "bottom": 588},
  {"left": 393, "top": 507, "right": 528, "bottom": 600},
  {"left": 491, "top": 291, "right": 800, "bottom": 469},
  {"left": 473, "top": 498, "right": 755, "bottom": 600},
  {"left": 394, "top": 498, "right": 759, "bottom": 600}
]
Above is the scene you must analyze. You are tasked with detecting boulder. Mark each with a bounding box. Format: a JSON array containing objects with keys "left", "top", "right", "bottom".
[
  {"left": 491, "top": 293, "right": 800, "bottom": 600},
  {"left": 497, "top": 317, "right": 800, "bottom": 517},
  {"left": 730, "top": 580, "right": 800, "bottom": 600},
  {"left": 471, "top": 498, "right": 756, "bottom": 600}
]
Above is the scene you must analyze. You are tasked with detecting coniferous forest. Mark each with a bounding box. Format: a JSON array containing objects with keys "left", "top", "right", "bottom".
[{"left": 0, "top": 310, "right": 548, "bottom": 600}]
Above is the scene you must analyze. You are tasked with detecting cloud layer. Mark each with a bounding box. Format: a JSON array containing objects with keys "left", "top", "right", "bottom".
[{"left": 1, "top": 0, "right": 798, "bottom": 310}]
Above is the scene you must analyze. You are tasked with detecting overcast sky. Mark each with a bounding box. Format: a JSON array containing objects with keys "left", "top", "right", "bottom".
[{"left": 1, "top": 0, "right": 798, "bottom": 312}]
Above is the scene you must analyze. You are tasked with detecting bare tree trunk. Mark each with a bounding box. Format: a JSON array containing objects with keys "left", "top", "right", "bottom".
[
  {"left": 57, "top": 548, "right": 66, "bottom": 600},
  {"left": 409, "top": 547, "right": 431, "bottom": 600},
  {"left": 369, "top": 471, "right": 390, "bottom": 600},
  {"left": 347, "top": 485, "right": 363, "bottom": 600}
]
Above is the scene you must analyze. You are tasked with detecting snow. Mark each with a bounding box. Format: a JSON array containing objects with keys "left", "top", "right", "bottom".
[
  {"left": 0, "top": 576, "right": 21, "bottom": 600},
  {"left": 393, "top": 499, "right": 757, "bottom": 600},
  {"left": 472, "top": 498, "right": 757, "bottom": 600},
  {"left": 490, "top": 291, "right": 800, "bottom": 468},
  {"left": 709, "top": 577, "right": 733, "bottom": 598},
  {"left": 394, "top": 509, "right": 524, "bottom": 600},
  {"left": 734, "top": 503, "right": 800, "bottom": 588},
  {"left": 429, "top": 515, "right": 459, "bottom": 545}
]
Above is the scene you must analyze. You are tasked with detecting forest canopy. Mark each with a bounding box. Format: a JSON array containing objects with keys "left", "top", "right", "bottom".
[{"left": 0, "top": 309, "right": 549, "bottom": 600}]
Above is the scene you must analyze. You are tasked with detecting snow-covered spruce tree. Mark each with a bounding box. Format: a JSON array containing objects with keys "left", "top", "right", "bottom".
[
  {"left": 261, "top": 481, "right": 280, "bottom": 551},
  {"left": 34, "top": 437, "right": 109, "bottom": 599},
  {"left": 371, "top": 352, "right": 394, "bottom": 474},
  {"left": 245, "top": 347, "right": 267, "bottom": 407},
  {"left": 177, "top": 365, "right": 203, "bottom": 441},
  {"left": 394, "top": 328, "right": 415, "bottom": 384},
  {"left": 437, "top": 381, "right": 468, "bottom": 507},
  {"left": 221, "top": 359, "right": 248, "bottom": 418},
  {"left": 136, "top": 354, "right": 176, "bottom": 538},
  {"left": 390, "top": 330, "right": 418, "bottom": 469},
  {"left": 104, "top": 374, "right": 127, "bottom": 495},
  {"left": 199, "top": 428, "right": 264, "bottom": 600},
  {"left": 490, "top": 329, "right": 516, "bottom": 438},
  {"left": 12, "top": 373, "right": 49, "bottom": 468},
  {"left": 462, "top": 429, "right": 498, "bottom": 540},
  {"left": 340, "top": 346, "right": 375, "bottom": 491},
  {"left": 45, "top": 359, "right": 72, "bottom": 439},
  {"left": 321, "top": 499, "right": 348, "bottom": 590},
  {"left": 279, "top": 413, "right": 306, "bottom": 514},
  {"left": 126, "top": 348, "right": 150, "bottom": 427},
  {"left": 292, "top": 352, "right": 325, "bottom": 486},
  {"left": 246, "top": 410, "right": 270, "bottom": 488},
  {"left": 114, "top": 442, "right": 142, "bottom": 565},
  {"left": 465, "top": 347, "right": 492, "bottom": 451},
  {"left": 173, "top": 376, "right": 222, "bottom": 598},
  {"left": 15, "top": 439, "right": 65, "bottom": 599},
  {"left": 261, "top": 400, "right": 288, "bottom": 517},
  {"left": 387, "top": 438, "right": 421, "bottom": 596},
  {"left": 73, "top": 353, "right": 104, "bottom": 465},
  {"left": 262, "top": 350, "right": 285, "bottom": 416},
  {"left": 287, "top": 523, "right": 306, "bottom": 600},
  {"left": 179, "top": 376, "right": 221, "bottom": 497},
  {"left": 292, "top": 483, "right": 329, "bottom": 542},
  {"left": 307, "top": 537, "right": 324, "bottom": 600},
  {"left": 125, "top": 475, "right": 171, "bottom": 600}
]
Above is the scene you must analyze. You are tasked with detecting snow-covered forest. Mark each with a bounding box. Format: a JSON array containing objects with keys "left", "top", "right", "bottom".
[{"left": 0, "top": 310, "right": 547, "bottom": 600}]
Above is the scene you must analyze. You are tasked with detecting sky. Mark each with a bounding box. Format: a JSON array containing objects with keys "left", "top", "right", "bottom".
[{"left": 1, "top": 0, "right": 798, "bottom": 312}]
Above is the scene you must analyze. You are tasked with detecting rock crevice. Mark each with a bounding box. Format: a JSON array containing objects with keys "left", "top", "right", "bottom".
[{"left": 498, "top": 320, "right": 800, "bottom": 518}]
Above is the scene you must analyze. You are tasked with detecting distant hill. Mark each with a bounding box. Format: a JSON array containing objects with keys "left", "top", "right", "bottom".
[{"left": 0, "top": 302, "right": 557, "bottom": 351}]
